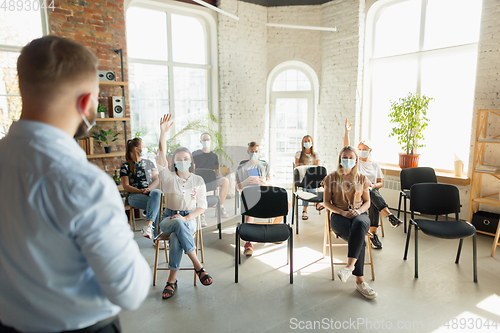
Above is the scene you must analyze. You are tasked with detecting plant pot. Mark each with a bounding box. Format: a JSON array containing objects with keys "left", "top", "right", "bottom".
[
  {"left": 104, "top": 146, "right": 112, "bottom": 153},
  {"left": 99, "top": 112, "right": 106, "bottom": 118},
  {"left": 399, "top": 153, "right": 419, "bottom": 169}
]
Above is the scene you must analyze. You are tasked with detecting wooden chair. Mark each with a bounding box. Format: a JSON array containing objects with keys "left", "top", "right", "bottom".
[
  {"left": 324, "top": 207, "right": 375, "bottom": 281},
  {"left": 379, "top": 212, "right": 385, "bottom": 237},
  {"left": 152, "top": 193, "right": 205, "bottom": 286}
]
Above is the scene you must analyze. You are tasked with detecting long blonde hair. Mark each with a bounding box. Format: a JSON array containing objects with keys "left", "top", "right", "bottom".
[
  {"left": 299, "top": 135, "right": 316, "bottom": 165},
  {"left": 334, "top": 146, "right": 361, "bottom": 184}
]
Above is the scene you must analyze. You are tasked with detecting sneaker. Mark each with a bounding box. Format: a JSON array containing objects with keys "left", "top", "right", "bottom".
[
  {"left": 200, "top": 214, "right": 207, "bottom": 228},
  {"left": 221, "top": 205, "right": 229, "bottom": 218},
  {"left": 243, "top": 242, "right": 254, "bottom": 256},
  {"left": 141, "top": 224, "right": 154, "bottom": 239},
  {"left": 370, "top": 233, "right": 383, "bottom": 249},
  {"left": 388, "top": 214, "right": 403, "bottom": 228},
  {"left": 337, "top": 267, "right": 352, "bottom": 283},
  {"left": 356, "top": 282, "right": 378, "bottom": 299},
  {"left": 153, "top": 240, "right": 167, "bottom": 250}
]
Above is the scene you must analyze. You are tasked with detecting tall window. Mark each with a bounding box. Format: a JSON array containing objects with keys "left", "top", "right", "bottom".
[
  {"left": 363, "top": 0, "right": 482, "bottom": 171},
  {"left": 0, "top": 11, "right": 46, "bottom": 139},
  {"left": 126, "top": 6, "right": 211, "bottom": 153},
  {"left": 269, "top": 68, "right": 314, "bottom": 188}
]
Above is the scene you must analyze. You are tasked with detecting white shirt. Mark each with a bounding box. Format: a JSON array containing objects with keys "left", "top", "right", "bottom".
[
  {"left": 159, "top": 166, "right": 207, "bottom": 211},
  {"left": 0, "top": 120, "right": 151, "bottom": 332},
  {"left": 295, "top": 150, "right": 321, "bottom": 165},
  {"left": 358, "top": 160, "right": 384, "bottom": 184}
]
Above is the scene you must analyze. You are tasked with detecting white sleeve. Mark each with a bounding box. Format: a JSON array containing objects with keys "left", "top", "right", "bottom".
[
  {"left": 374, "top": 162, "right": 384, "bottom": 179},
  {"left": 295, "top": 151, "right": 301, "bottom": 159},
  {"left": 315, "top": 151, "right": 321, "bottom": 162},
  {"left": 195, "top": 176, "right": 207, "bottom": 209}
]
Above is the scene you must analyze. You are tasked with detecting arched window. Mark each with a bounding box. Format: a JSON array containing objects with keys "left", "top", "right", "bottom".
[
  {"left": 126, "top": 5, "right": 215, "bottom": 152},
  {"left": 362, "top": 0, "right": 482, "bottom": 171},
  {"left": 268, "top": 64, "right": 317, "bottom": 188},
  {"left": 0, "top": 11, "right": 47, "bottom": 139}
]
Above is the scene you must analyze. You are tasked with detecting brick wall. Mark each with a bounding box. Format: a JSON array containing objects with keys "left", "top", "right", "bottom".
[
  {"left": 470, "top": 0, "right": 500, "bottom": 214},
  {"left": 49, "top": 0, "right": 129, "bottom": 176}
]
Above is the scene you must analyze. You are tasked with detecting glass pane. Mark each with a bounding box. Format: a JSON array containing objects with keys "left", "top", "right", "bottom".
[
  {"left": 0, "top": 52, "right": 21, "bottom": 139},
  {"left": 275, "top": 98, "right": 308, "bottom": 153},
  {"left": 369, "top": 56, "right": 418, "bottom": 164},
  {"left": 424, "top": 0, "right": 482, "bottom": 50},
  {"left": 419, "top": 47, "right": 478, "bottom": 170},
  {"left": 171, "top": 14, "right": 206, "bottom": 65},
  {"left": 272, "top": 69, "right": 311, "bottom": 91},
  {"left": 373, "top": 0, "right": 421, "bottom": 58},
  {"left": 0, "top": 11, "right": 43, "bottom": 46},
  {"left": 173, "top": 67, "right": 208, "bottom": 151},
  {"left": 129, "top": 63, "right": 169, "bottom": 153},
  {"left": 126, "top": 7, "right": 168, "bottom": 61}
]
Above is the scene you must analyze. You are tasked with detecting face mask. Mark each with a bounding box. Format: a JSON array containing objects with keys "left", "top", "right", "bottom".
[
  {"left": 249, "top": 152, "right": 259, "bottom": 161},
  {"left": 202, "top": 141, "right": 211, "bottom": 149},
  {"left": 175, "top": 161, "right": 191, "bottom": 173},
  {"left": 140, "top": 148, "right": 147, "bottom": 157},
  {"left": 303, "top": 142, "right": 313, "bottom": 149},
  {"left": 78, "top": 97, "right": 98, "bottom": 131},
  {"left": 358, "top": 150, "right": 369, "bottom": 158},
  {"left": 340, "top": 158, "right": 356, "bottom": 170}
]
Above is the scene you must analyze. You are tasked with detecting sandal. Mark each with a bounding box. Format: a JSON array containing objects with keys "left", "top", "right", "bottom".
[
  {"left": 316, "top": 203, "right": 325, "bottom": 211},
  {"left": 302, "top": 211, "right": 308, "bottom": 220},
  {"left": 162, "top": 280, "right": 177, "bottom": 299},
  {"left": 195, "top": 267, "right": 213, "bottom": 286}
]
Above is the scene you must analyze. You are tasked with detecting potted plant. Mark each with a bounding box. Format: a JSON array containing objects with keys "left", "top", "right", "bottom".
[
  {"left": 388, "top": 92, "right": 433, "bottom": 169},
  {"left": 97, "top": 103, "right": 107, "bottom": 118},
  {"left": 90, "top": 128, "right": 119, "bottom": 153}
]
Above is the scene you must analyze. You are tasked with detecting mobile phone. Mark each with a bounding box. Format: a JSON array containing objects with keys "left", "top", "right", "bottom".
[{"left": 248, "top": 168, "right": 261, "bottom": 177}]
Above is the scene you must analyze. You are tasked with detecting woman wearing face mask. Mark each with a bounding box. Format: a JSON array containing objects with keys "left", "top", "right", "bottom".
[
  {"left": 294, "top": 135, "right": 324, "bottom": 220},
  {"left": 323, "top": 146, "right": 377, "bottom": 299},
  {"left": 120, "top": 137, "right": 162, "bottom": 241},
  {"left": 157, "top": 114, "right": 213, "bottom": 300},
  {"left": 344, "top": 119, "right": 403, "bottom": 250}
]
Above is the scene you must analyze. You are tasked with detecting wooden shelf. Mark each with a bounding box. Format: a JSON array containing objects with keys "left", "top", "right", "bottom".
[
  {"left": 471, "top": 197, "right": 500, "bottom": 207},
  {"left": 99, "top": 81, "right": 128, "bottom": 87},
  {"left": 87, "top": 151, "right": 125, "bottom": 158},
  {"left": 477, "top": 138, "right": 500, "bottom": 143},
  {"left": 95, "top": 117, "right": 130, "bottom": 122}
]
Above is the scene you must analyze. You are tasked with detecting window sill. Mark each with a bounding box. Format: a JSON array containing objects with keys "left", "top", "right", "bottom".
[{"left": 378, "top": 163, "right": 470, "bottom": 186}]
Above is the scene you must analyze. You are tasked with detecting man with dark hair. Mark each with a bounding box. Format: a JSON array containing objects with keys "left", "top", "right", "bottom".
[
  {"left": 192, "top": 132, "right": 230, "bottom": 226},
  {"left": 0, "top": 36, "right": 150, "bottom": 332}
]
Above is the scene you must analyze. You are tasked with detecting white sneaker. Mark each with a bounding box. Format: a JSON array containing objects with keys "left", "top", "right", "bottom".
[
  {"left": 337, "top": 267, "right": 352, "bottom": 283},
  {"left": 153, "top": 240, "right": 167, "bottom": 250},
  {"left": 221, "top": 205, "right": 229, "bottom": 218},
  {"left": 200, "top": 214, "right": 207, "bottom": 227},
  {"left": 141, "top": 224, "right": 154, "bottom": 239},
  {"left": 356, "top": 282, "right": 378, "bottom": 299}
]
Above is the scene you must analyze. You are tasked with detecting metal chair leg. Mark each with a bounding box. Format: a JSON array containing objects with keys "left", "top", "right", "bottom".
[
  {"left": 403, "top": 197, "right": 408, "bottom": 233},
  {"left": 455, "top": 239, "right": 463, "bottom": 264},
  {"left": 403, "top": 222, "right": 412, "bottom": 260},
  {"left": 235, "top": 225, "right": 239, "bottom": 283},
  {"left": 289, "top": 226, "right": 293, "bottom": 284},
  {"left": 414, "top": 226, "right": 419, "bottom": 278},
  {"left": 397, "top": 193, "right": 402, "bottom": 219},
  {"left": 473, "top": 234, "right": 478, "bottom": 283}
]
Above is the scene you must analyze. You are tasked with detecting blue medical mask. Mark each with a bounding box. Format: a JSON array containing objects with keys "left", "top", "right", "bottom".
[
  {"left": 249, "top": 152, "right": 259, "bottom": 161},
  {"left": 202, "top": 140, "right": 211, "bottom": 149},
  {"left": 358, "top": 150, "right": 369, "bottom": 158},
  {"left": 175, "top": 161, "right": 191, "bottom": 172},
  {"left": 340, "top": 158, "right": 356, "bottom": 170},
  {"left": 303, "top": 142, "right": 313, "bottom": 149}
]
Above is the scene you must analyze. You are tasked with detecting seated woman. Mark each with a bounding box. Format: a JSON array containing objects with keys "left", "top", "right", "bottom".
[
  {"left": 157, "top": 114, "right": 213, "bottom": 300},
  {"left": 344, "top": 119, "right": 403, "bottom": 250},
  {"left": 323, "top": 146, "right": 377, "bottom": 299},
  {"left": 120, "top": 137, "right": 161, "bottom": 242},
  {"left": 294, "top": 134, "right": 324, "bottom": 220}
]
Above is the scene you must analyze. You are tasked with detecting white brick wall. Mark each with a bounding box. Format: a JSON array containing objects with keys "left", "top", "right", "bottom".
[{"left": 470, "top": 0, "right": 500, "bottom": 214}]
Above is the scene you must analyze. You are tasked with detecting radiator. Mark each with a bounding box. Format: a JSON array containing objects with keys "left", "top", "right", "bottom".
[{"left": 379, "top": 180, "right": 401, "bottom": 210}]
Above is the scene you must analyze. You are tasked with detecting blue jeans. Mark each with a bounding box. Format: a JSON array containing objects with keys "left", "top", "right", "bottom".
[
  {"left": 128, "top": 189, "right": 162, "bottom": 237},
  {"left": 301, "top": 188, "right": 316, "bottom": 208},
  {"left": 159, "top": 208, "right": 197, "bottom": 271}
]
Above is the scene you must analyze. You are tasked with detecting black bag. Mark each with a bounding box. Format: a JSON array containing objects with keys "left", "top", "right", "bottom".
[{"left": 471, "top": 211, "right": 500, "bottom": 234}]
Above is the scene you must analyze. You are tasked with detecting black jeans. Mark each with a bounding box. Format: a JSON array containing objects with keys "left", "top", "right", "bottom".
[
  {"left": 330, "top": 212, "right": 370, "bottom": 277},
  {"left": 368, "top": 188, "right": 389, "bottom": 228},
  {"left": 0, "top": 316, "right": 121, "bottom": 333}
]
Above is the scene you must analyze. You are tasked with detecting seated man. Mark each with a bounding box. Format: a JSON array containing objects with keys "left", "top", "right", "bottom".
[
  {"left": 236, "top": 141, "right": 286, "bottom": 256},
  {"left": 192, "top": 132, "right": 230, "bottom": 226}
]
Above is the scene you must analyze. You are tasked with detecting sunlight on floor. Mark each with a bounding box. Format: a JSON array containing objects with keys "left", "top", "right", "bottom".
[
  {"left": 477, "top": 294, "right": 500, "bottom": 317},
  {"left": 431, "top": 311, "right": 499, "bottom": 332}
]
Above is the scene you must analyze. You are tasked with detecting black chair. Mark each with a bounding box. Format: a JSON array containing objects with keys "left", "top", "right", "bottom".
[
  {"left": 291, "top": 166, "right": 328, "bottom": 234},
  {"left": 234, "top": 159, "right": 267, "bottom": 215},
  {"left": 195, "top": 168, "right": 222, "bottom": 239},
  {"left": 235, "top": 185, "right": 293, "bottom": 284},
  {"left": 398, "top": 167, "right": 437, "bottom": 233},
  {"left": 403, "top": 183, "right": 477, "bottom": 283}
]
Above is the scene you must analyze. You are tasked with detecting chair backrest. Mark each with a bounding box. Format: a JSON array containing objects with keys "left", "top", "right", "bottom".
[
  {"left": 241, "top": 185, "right": 288, "bottom": 219},
  {"left": 293, "top": 166, "right": 328, "bottom": 190},
  {"left": 400, "top": 167, "right": 437, "bottom": 191},
  {"left": 195, "top": 168, "right": 218, "bottom": 193},
  {"left": 410, "top": 183, "right": 460, "bottom": 216}
]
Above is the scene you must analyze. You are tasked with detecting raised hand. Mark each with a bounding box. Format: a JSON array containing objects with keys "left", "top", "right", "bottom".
[
  {"left": 345, "top": 118, "right": 352, "bottom": 133},
  {"left": 160, "top": 114, "right": 174, "bottom": 133}
]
